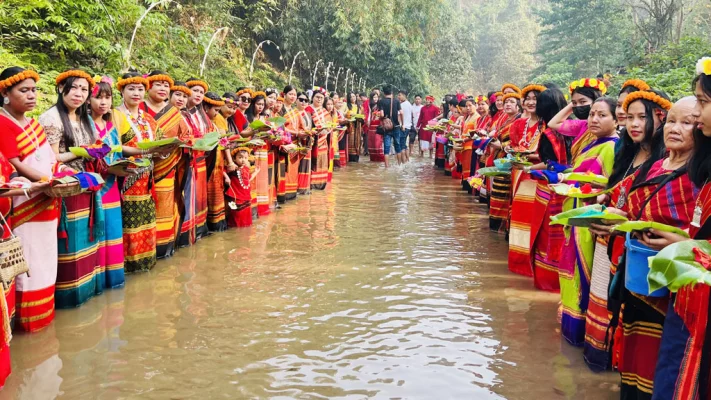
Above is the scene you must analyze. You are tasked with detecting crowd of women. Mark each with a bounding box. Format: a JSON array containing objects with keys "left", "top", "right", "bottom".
[
  {"left": 0, "top": 66, "right": 371, "bottom": 389},
  {"left": 429, "top": 57, "right": 711, "bottom": 399}
]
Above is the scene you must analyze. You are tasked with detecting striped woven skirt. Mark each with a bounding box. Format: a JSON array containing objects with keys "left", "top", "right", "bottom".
[
  {"left": 529, "top": 183, "right": 562, "bottom": 292},
  {"left": 121, "top": 176, "right": 157, "bottom": 273},
  {"left": 194, "top": 155, "right": 209, "bottom": 239},
  {"left": 284, "top": 152, "right": 299, "bottom": 200},
  {"left": 97, "top": 178, "right": 124, "bottom": 288},
  {"left": 508, "top": 170, "right": 536, "bottom": 277},
  {"left": 489, "top": 174, "right": 511, "bottom": 233},
  {"left": 207, "top": 150, "right": 227, "bottom": 232}
]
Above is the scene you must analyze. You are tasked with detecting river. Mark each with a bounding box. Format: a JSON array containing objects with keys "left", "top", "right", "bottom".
[{"left": 1, "top": 159, "right": 619, "bottom": 399}]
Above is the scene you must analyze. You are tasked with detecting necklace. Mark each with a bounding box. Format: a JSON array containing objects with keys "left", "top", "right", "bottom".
[
  {"left": 616, "top": 149, "right": 641, "bottom": 208},
  {"left": 119, "top": 104, "right": 153, "bottom": 143},
  {"left": 692, "top": 178, "right": 710, "bottom": 228},
  {"left": 236, "top": 167, "right": 249, "bottom": 189},
  {"left": 519, "top": 118, "right": 540, "bottom": 149},
  {"left": 1, "top": 108, "right": 41, "bottom": 161}
]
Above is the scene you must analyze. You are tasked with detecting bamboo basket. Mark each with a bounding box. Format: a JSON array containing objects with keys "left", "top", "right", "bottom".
[
  {"left": 45, "top": 182, "right": 82, "bottom": 198},
  {"left": 0, "top": 213, "right": 29, "bottom": 289}
]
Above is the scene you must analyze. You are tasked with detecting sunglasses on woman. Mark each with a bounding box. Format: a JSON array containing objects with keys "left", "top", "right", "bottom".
[
  {"left": 240, "top": 96, "right": 251, "bottom": 102},
  {"left": 297, "top": 98, "right": 309, "bottom": 103}
]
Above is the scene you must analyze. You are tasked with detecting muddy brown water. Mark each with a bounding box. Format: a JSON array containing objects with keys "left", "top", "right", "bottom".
[{"left": 2, "top": 159, "right": 619, "bottom": 399}]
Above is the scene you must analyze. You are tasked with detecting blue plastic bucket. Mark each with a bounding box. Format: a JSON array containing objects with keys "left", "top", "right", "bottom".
[{"left": 624, "top": 232, "right": 668, "bottom": 297}]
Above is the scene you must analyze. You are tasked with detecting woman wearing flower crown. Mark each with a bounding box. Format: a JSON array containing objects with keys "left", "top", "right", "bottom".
[
  {"left": 39, "top": 69, "right": 106, "bottom": 309},
  {"left": 310, "top": 88, "right": 332, "bottom": 190},
  {"left": 114, "top": 72, "right": 159, "bottom": 273},
  {"left": 202, "top": 92, "right": 227, "bottom": 232},
  {"left": 88, "top": 76, "right": 126, "bottom": 292},
  {"left": 650, "top": 58, "right": 711, "bottom": 400},
  {"left": 185, "top": 77, "right": 211, "bottom": 239},
  {"left": 507, "top": 84, "right": 546, "bottom": 278},
  {"left": 0, "top": 67, "right": 60, "bottom": 333},
  {"left": 142, "top": 71, "right": 192, "bottom": 258},
  {"left": 287, "top": 91, "right": 313, "bottom": 195}
]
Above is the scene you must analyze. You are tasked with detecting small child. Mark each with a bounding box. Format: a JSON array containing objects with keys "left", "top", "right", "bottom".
[{"left": 224, "top": 148, "right": 259, "bottom": 227}]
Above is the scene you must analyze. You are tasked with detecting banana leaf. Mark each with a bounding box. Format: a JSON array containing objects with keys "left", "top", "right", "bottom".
[
  {"left": 249, "top": 119, "right": 269, "bottom": 130},
  {"left": 247, "top": 138, "right": 266, "bottom": 147},
  {"left": 69, "top": 143, "right": 116, "bottom": 159},
  {"left": 550, "top": 204, "right": 603, "bottom": 226},
  {"left": 477, "top": 167, "right": 511, "bottom": 177},
  {"left": 563, "top": 172, "right": 608, "bottom": 185},
  {"left": 614, "top": 221, "right": 690, "bottom": 238},
  {"left": 550, "top": 183, "right": 613, "bottom": 199},
  {"left": 565, "top": 209, "right": 628, "bottom": 227},
  {"left": 648, "top": 240, "right": 711, "bottom": 292},
  {"left": 267, "top": 116, "right": 287, "bottom": 127},
  {"left": 109, "top": 157, "right": 152, "bottom": 168},
  {"left": 186, "top": 131, "right": 221, "bottom": 152},
  {"left": 137, "top": 137, "right": 182, "bottom": 150}
]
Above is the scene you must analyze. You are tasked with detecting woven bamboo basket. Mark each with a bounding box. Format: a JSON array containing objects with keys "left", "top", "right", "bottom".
[
  {"left": 0, "top": 209, "right": 29, "bottom": 290},
  {"left": 45, "top": 182, "right": 82, "bottom": 198}
]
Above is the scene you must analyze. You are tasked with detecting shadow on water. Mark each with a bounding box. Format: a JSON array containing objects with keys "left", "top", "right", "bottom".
[{"left": 2, "top": 158, "right": 619, "bottom": 399}]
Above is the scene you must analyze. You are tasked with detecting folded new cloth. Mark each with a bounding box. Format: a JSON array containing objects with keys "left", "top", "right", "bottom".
[
  {"left": 547, "top": 161, "right": 570, "bottom": 173},
  {"left": 530, "top": 170, "right": 562, "bottom": 183}
]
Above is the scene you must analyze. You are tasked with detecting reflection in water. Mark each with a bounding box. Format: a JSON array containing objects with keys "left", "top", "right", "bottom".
[{"left": 3, "top": 160, "right": 618, "bottom": 399}]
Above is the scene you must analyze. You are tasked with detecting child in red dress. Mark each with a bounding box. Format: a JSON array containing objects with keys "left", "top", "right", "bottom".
[{"left": 225, "top": 148, "right": 259, "bottom": 227}]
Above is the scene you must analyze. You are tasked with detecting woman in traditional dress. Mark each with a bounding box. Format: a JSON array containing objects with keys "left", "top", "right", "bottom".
[
  {"left": 283, "top": 92, "right": 310, "bottom": 200},
  {"left": 231, "top": 88, "right": 252, "bottom": 134},
  {"left": 0, "top": 68, "right": 58, "bottom": 331},
  {"left": 143, "top": 71, "right": 191, "bottom": 258},
  {"left": 168, "top": 81, "right": 199, "bottom": 247},
  {"left": 458, "top": 98, "right": 479, "bottom": 188},
  {"left": 652, "top": 60, "right": 711, "bottom": 400},
  {"left": 224, "top": 148, "right": 257, "bottom": 227},
  {"left": 598, "top": 94, "right": 694, "bottom": 399},
  {"left": 245, "top": 92, "right": 272, "bottom": 214},
  {"left": 310, "top": 89, "right": 332, "bottom": 190},
  {"left": 334, "top": 94, "right": 349, "bottom": 168},
  {"left": 443, "top": 99, "right": 461, "bottom": 176},
  {"left": 114, "top": 72, "right": 159, "bottom": 273},
  {"left": 558, "top": 97, "right": 619, "bottom": 347},
  {"left": 526, "top": 87, "right": 569, "bottom": 292},
  {"left": 449, "top": 99, "right": 468, "bottom": 180},
  {"left": 346, "top": 92, "right": 362, "bottom": 163},
  {"left": 417, "top": 95, "right": 440, "bottom": 159},
  {"left": 615, "top": 79, "right": 651, "bottom": 136},
  {"left": 88, "top": 76, "right": 126, "bottom": 290},
  {"left": 468, "top": 94, "right": 492, "bottom": 191},
  {"left": 202, "top": 92, "right": 227, "bottom": 232},
  {"left": 185, "top": 77, "right": 211, "bottom": 238},
  {"left": 367, "top": 91, "right": 384, "bottom": 162},
  {"left": 40, "top": 69, "right": 105, "bottom": 308},
  {"left": 292, "top": 92, "right": 314, "bottom": 195},
  {"left": 325, "top": 96, "right": 341, "bottom": 178},
  {"left": 487, "top": 92, "right": 521, "bottom": 233},
  {"left": 585, "top": 84, "right": 666, "bottom": 372},
  {"left": 507, "top": 84, "right": 546, "bottom": 277}
]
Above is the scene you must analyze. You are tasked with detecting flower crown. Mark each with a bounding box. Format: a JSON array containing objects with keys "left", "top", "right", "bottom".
[
  {"left": 621, "top": 79, "right": 650, "bottom": 92},
  {"left": 500, "top": 83, "right": 521, "bottom": 95},
  {"left": 521, "top": 84, "right": 547, "bottom": 99},
  {"left": 277, "top": 96, "right": 284, "bottom": 102},
  {"left": 235, "top": 146, "right": 251, "bottom": 153},
  {"left": 203, "top": 96, "right": 225, "bottom": 107},
  {"left": 502, "top": 92, "right": 522, "bottom": 102},
  {"left": 186, "top": 80, "right": 209, "bottom": 92},
  {"left": 91, "top": 75, "right": 114, "bottom": 97},
  {"left": 223, "top": 97, "right": 237, "bottom": 105},
  {"left": 236, "top": 88, "right": 252, "bottom": 97},
  {"left": 117, "top": 76, "right": 149, "bottom": 91},
  {"left": 170, "top": 85, "right": 191, "bottom": 96},
  {"left": 569, "top": 78, "right": 607, "bottom": 95},
  {"left": 494, "top": 91, "right": 503, "bottom": 98},
  {"left": 474, "top": 95, "right": 488, "bottom": 104},
  {"left": 0, "top": 70, "right": 40, "bottom": 91},
  {"left": 312, "top": 86, "right": 327, "bottom": 96},
  {"left": 56, "top": 70, "right": 95, "bottom": 89},
  {"left": 146, "top": 74, "right": 175, "bottom": 88},
  {"left": 622, "top": 90, "right": 672, "bottom": 112},
  {"left": 696, "top": 57, "right": 711, "bottom": 76},
  {"left": 252, "top": 91, "right": 267, "bottom": 99}
]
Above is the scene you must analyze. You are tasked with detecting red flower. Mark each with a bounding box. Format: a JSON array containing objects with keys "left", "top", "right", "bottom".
[
  {"left": 694, "top": 248, "right": 711, "bottom": 270},
  {"left": 581, "top": 183, "right": 593, "bottom": 194}
]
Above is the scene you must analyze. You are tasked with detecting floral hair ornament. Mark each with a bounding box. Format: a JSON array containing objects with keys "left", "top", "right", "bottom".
[
  {"left": 55, "top": 69, "right": 95, "bottom": 89},
  {"left": 170, "top": 84, "right": 191, "bottom": 97},
  {"left": 277, "top": 96, "right": 285, "bottom": 102},
  {"left": 223, "top": 97, "right": 237, "bottom": 105},
  {"left": 696, "top": 57, "right": 711, "bottom": 76},
  {"left": 91, "top": 75, "right": 114, "bottom": 97},
  {"left": 621, "top": 79, "right": 650, "bottom": 92},
  {"left": 521, "top": 84, "right": 547, "bottom": 99},
  {"left": 117, "top": 76, "right": 149, "bottom": 92},
  {"left": 146, "top": 74, "right": 175, "bottom": 88},
  {"left": 203, "top": 96, "right": 225, "bottom": 107},
  {"left": 252, "top": 91, "right": 267, "bottom": 99},
  {"left": 312, "top": 86, "right": 327, "bottom": 97},
  {"left": 186, "top": 80, "right": 209, "bottom": 92},
  {"left": 622, "top": 90, "right": 673, "bottom": 112},
  {"left": 569, "top": 78, "right": 607, "bottom": 95},
  {"left": 0, "top": 69, "right": 40, "bottom": 91},
  {"left": 236, "top": 88, "right": 253, "bottom": 97},
  {"left": 500, "top": 83, "right": 522, "bottom": 95},
  {"left": 502, "top": 92, "right": 522, "bottom": 102},
  {"left": 474, "top": 95, "right": 489, "bottom": 104}
]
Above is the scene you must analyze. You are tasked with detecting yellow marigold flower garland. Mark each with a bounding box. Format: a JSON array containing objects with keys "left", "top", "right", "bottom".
[
  {"left": 502, "top": 92, "right": 522, "bottom": 102},
  {"left": 236, "top": 88, "right": 253, "bottom": 97},
  {"left": 621, "top": 79, "right": 650, "bottom": 92},
  {"left": 203, "top": 96, "right": 225, "bottom": 107},
  {"left": 252, "top": 91, "right": 267, "bottom": 99},
  {"left": 170, "top": 85, "right": 191, "bottom": 97},
  {"left": 117, "top": 76, "right": 149, "bottom": 92},
  {"left": 0, "top": 70, "right": 40, "bottom": 91},
  {"left": 521, "top": 84, "right": 547, "bottom": 99},
  {"left": 55, "top": 70, "right": 95, "bottom": 88},
  {"left": 186, "top": 80, "right": 209, "bottom": 92},
  {"left": 569, "top": 78, "right": 607, "bottom": 95},
  {"left": 146, "top": 74, "right": 174, "bottom": 88},
  {"left": 622, "top": 90, "right": 673, "bottom": 112},
  {"left": 501, "top": 83, "right": 521, "bottom": 95}
]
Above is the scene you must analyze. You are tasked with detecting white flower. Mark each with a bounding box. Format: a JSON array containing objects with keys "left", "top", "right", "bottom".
[{"left": 696, "top": 57, "right": 711, "bottom": 76}]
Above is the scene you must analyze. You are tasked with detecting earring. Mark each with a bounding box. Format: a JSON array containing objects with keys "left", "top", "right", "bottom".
[{"left": 2, "top": 98, "right": 8, "bottom": 105}]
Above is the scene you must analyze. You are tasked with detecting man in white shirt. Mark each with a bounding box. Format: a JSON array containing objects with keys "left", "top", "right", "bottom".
[
  {"left": 410, "top": 95, "right": 423, "bottom": 157},
  {"left": 398, "top": 90, "right": 413, "bottom": 162}
]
